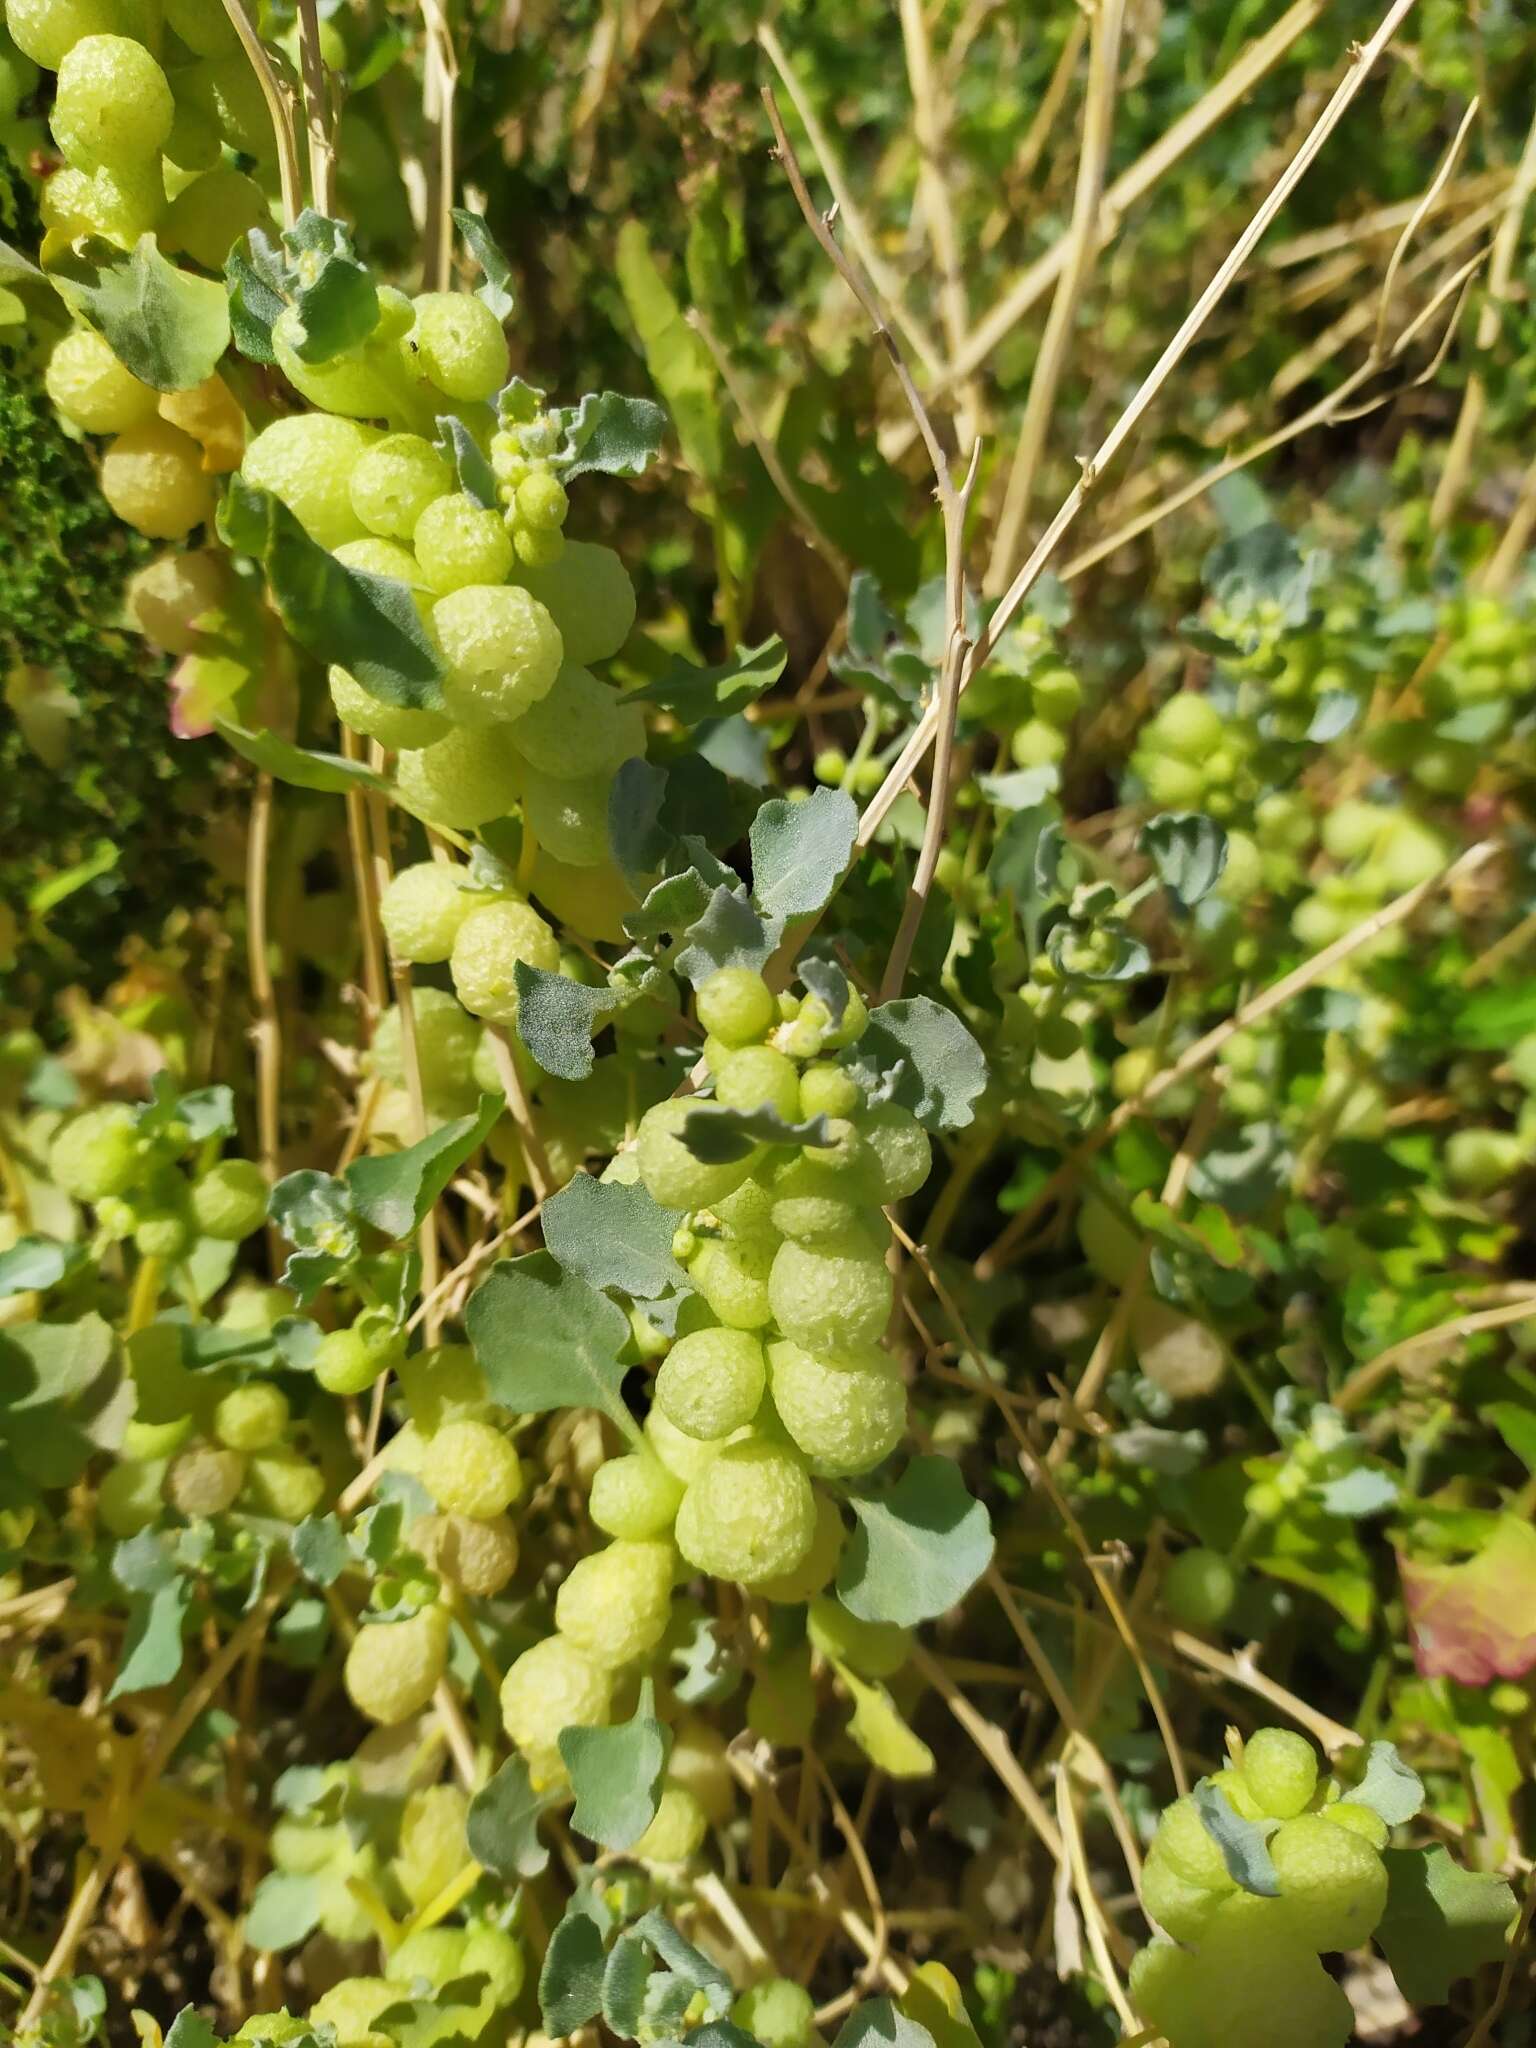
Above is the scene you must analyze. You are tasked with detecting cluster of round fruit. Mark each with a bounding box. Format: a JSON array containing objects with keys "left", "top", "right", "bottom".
[
  {"left": 1427, "top": 594, "right": 1534, "bottom": 743},
  {"left": 490, "top": 404, "right": 571, "bottom": 568},
  {"left": 345, "top": 1381, "right": 527, "bottom": 1728},
  {"left": 49, "top": 1094, "right": 268, "bottom": 1262},
  {"left": 45, "top": 322, "right": 244, "bottom": 540},
  {"left": 1130, "top": 691, "right": 1261, "bottom": 824},
  {"left": 1132, "top": 1727, "right": 1390, "bottom": 2048},
  {"left": 13, "top": 0, "right": 271, "bottom": 260},
  {"left": 1290, "top": 796, "right": 1448, "bottom": 953},
  {"left": 100, "top": 1284, "right": 330, "bottom": 1539},
  {"left": 261, "top": 1762, "right": 526, "bottom": 2045},
  {"left": 239, "top": 373, "right": 644, "bottom": 943},
  {"left": 495, "top": 968, "right": 928, "bottom": 1844}
]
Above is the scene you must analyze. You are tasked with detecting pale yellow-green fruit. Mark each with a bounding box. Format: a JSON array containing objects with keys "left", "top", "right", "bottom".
[
  {"left": 674, "top": 1439, "right": 817, "bottom": 1586},
  {"left": 45, "top": 326, "right": 157, "bottom": 433},
  {"left": 344, "top": 1603, "right": 451, "bottom": 1725}
]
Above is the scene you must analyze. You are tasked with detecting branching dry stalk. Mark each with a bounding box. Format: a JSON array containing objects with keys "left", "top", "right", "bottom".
[
  {"left": 419, "top": 0, "right": 460, "bottom": 292},
  {"left": 756, "top": 21, "right": 945, "bottom": 377},
  {"left": 986, "top": 0, "right": 1126, "bottom": 595},
  {"left": 761, "top": 83, "right": 982, "bottom": 1004},
  {"left": 859, "top": 0, "right": 1424, "bottom": 860},
  {"left": 881, "top": 0, "right": 1328, "bottom": 455},
  {"left": 1431, "top": 98, "right": 1536, "bottom": 528}
]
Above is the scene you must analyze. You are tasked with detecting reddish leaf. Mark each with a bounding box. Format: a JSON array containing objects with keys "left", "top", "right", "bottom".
[{"left": 1399, "top": 1517, "right": 1536, "bottom": 1686}]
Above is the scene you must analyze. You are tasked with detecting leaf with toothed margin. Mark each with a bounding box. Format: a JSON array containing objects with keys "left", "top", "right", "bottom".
[
  {"left": 451, "top": 208, "right": 515, "bottom": 320},
  {"left": 674, "top": 887, "right": 779, "bottom": 987},
  {"left": 466, "top": 1250, "right": 640, "bottom": 1443},
  {"left": 436, "top": 415, "right": 496, "bottom": 509},
  {"left": 749, "top": 786, "right": 858, "bottom": 919},
  {"left": 512, "top": 965, "right": 628, "bottom": 1081}
]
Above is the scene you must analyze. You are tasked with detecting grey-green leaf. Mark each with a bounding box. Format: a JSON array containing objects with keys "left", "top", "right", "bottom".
[
  {"left": 541, "top": 1175, "right": 688, "bottom": 1300},
  {"left": 53, "top": 234, "right": 229, "bottom": 391},
  {"left": 513, "top": 964, "right": 626, "bottom": 1081},
  {"left": 467, "top": 1251, "right": 639, "bottom": 1442},
  {"left": 1350, "top": 1740, "right": 1425, "bottom": 1826},
  {"left": 674, "top": 887, "right": 779, "bottom": 987},
  {"left": 1192, "top": 1780, "right": 1281, "bottom": 1895},
  {"left": 244, "top": 1869, "right": 324, "bottom": 1952},
  {"left": 1376, "top": 1847, "right": 1517, "bottom": 2006},
  {"left": 346, "top": 1095, "right": 501, "bottom": 1240},
  {"left": 452, "top": 208, "right": 516, "bottom": 320},
  {"left": 216, "top": 722, "right": 396, "bottom": 798},
  {"left": 680, "top": 1101, "right": 831, "bottom": 1164},
  {"left": 845, "top": 997, "right": 988, "bottom": 1131},
  {"left": 0, "top": 1236, "right": 84, "bottom": 1298},
  {"left": 750, "top": 787, "right": 858, "bottom": 920},
  {"left": 836, "top": 1457, "right": 994, "bottom": 1626},
  {"left": 219, "top": 479, "right": 445, "bottom": 711},
  {"left": 539, "top": 1909, "right": 607, "bottom": 2037},
  {"left": 559, "top": 390, "right": 667, "bottom": 480},
  {"left": 559, "top": 1678, "right": 671, "bottom": 1850},
  {"left": 1141, "top": 812, "right": 1229, "bottom": 917},
  {"left": 467, "top": 1755, "right": 552, "bottom": 1880},
  {"left": 631, "top": 639, "right": 787, "bottom": 724},
  {"left": 290, "top": 1514, "right": 349, "bottom": 1587}
]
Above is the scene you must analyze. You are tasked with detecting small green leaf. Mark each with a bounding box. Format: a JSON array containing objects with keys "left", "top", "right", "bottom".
[
  {"left": 290, "top": 1514, "right": 349, "bottom": 1587},
  {"left": 559, "top": 1677, "right": 671, "bottom": 1849},
  {"left": 0, "top": 1236, "right": 84, "bottom": 1297},
  {"left": 1192, "top": 1780, "right": 1281, "bottom": 1895},
  {"left": 225, "top": 233, "right": 285, "bottom": 363},
  {"left": 1349, "top": 1741, "right": 1425, "bottom": 1826},
  {"left": 467, "top": 1251, "right": 640, "bottom": 1442},
  {"left": 631, "top": 638, "right": 787, "bottom": 724},
  {"left": 841, "top": 1667, "right": 935, "bottom": 1778},
  {"left": 674, "top": 887, "right": 779, "bottom": 987},
  {"left": 244, "top": 1869, "right": 324, "bottom": 1952},
  {"left": 512, "top": 964, "right": 627, "bottom": 1081},
  {"left": 345, "top": 1095, "right": 501, "bottom": 1240},
  {"left": 538, "top": 1908, "right": 607, "bottom": 2037},
  {"left": 214, "top": 724, "right": 400, "bottom": 800},
  {"left": 1376, "top": 1847, "right": 1517, "bottom": 2005},
  {"left": 220, "top": 480, "right": 445, "bottom": 711},
  {"left": 53, "top": 234, "right": 230, "bottom": 391},
  {"left": 451, "top": 208, "right": 515, "bottom": 321},
  {"left": 163, "top": 2011, "right": 220, "bottom": 2048},
  {"left": 541, "top": 1175, "right": 688, "bottom": 1300},
  {"left": 680, "top": 1101, "right": 831, "bottom": 1164},
  {"left": 467, "top": 1755, "right": 552, "bottom": 1881},
  {"left": 610, "top": 758, "right": 671, "bottom": 877},
  {"left": 280, "top": 213, "right": 379, "bottom": 363},
  {"left": 837, "top": 1457, "right": 994, "bottom": 1626},
  {"left": 750, "top": 787, "right": 858, "bottom": 920},
  {"left": 832, "top": 1999, "right": 937, "bottom": 2048},
  {"left": 436, "top": 415, "right": 496, "bottom": 510},
  {"left": 558, "top": 390, "right": 668, "bottom": 480},
  {"left": 1141, "top": 813, "right": 1229, "bottom": 916},
  {"left": 844, "top": 998, "right": 988, "bottom": 1132},
  {"left": 110, "top": 1573, "right": 191, "bottom": 1700}
]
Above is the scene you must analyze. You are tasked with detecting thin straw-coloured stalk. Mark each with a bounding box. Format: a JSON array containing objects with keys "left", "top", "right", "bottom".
[
  {"left": 246, "top": 771, "right": 282, "bottom": 1270},
  {"left": 757, "top": 20, "right": 945, "bottom": 377},
  {"left": 883, "top": 0, "right": 1327, "bottom": 455},
  {"left": 295, "top": 0, "right": 336, "bottom": 213},
  {"left": 858, "top": 0, "right": 1422, "bottom": 855},
  {"left": 220, "top": 0, "right": 302, "bottom": 227},
  {"left": 985, "top": 0, "right": 1126, "bottom": 594},
  {"left": 898, "top": 0, "right": 970, "bottom": 370},
  {"left": 420, "top": 0, "right": 459, "bottom": 292}
]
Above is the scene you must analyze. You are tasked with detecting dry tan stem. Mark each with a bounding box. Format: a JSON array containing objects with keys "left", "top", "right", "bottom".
[
  {"left": 21, "top": 1584, "right": 286, "bottom": 2024},
  {"left": 884, "top": 0, "right": 1327, "bottom": 450},
  {"left": 860, "top": 0, "right": 1423, "bottom": 858},
  {"left": 725, "top": 1751, "right": 910, "bottom": 1993},
  {"left": 986, "top": 0, "right": 1126, "bottom": 594},
  {"left": 1372, "top": 95, "right": 1481, "bottom": 363},
  {"left": 908, "top": 1641, "right": 1066, "bottom": 1859},
  {"left": 339, "top": 730, "right": 387, "bottom": 1020},
  {"left": 1431, "top": 97, "right": 1536, "bottom": 529},
  {"left": 1335, "top": 1293, "right": 1536, "bottom": 1414},
  {"left": 1004, "top": 13, "right": 1089, "bottom": 201},
  {"left": 221, "top": 0, "right": 301, "bottom": 225},
  {"left": 419, "top": 0, "right": 460, "bottom": 292},
  {"left": 1055, "top": 1767, "right": 1138, "bottom": 2028},
  {"left": 1169, "top": 1632, "right": 1356, "bottom": 1754},
  {"left": 295, "top": 0, "right": 336, "bottom": 214},
  {"left": 979, "top": 838, "right": 1496, "bottom": 1275},
  {"left": 756, "top": 21, "right": 944, "bottom": 376},
  {"left": 487, "top": 1025, "right": 553, "bottom": 1198},
  {"left": 245, "top": 771, "right": 282, "bottom": 1272},
  {"left": 898, "top": 0, "right": 970, "bottom": 387}
]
